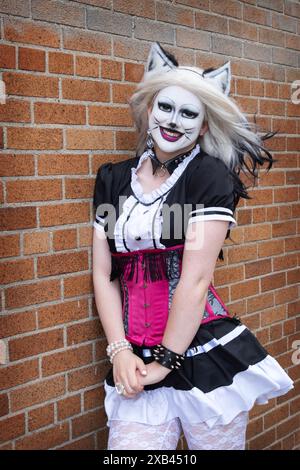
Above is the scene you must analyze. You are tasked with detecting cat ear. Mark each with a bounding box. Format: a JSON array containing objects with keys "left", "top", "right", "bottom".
[
  {"left": 144, "top": 42, "right": 178, "bottom": 79},
  {"left": 203, "top": 61, "right": 231, "bottom": 95}
]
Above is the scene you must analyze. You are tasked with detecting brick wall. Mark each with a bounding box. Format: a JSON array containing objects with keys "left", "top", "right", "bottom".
[{"left": 0, "top": 0, "right": 299, "bottom": 451}]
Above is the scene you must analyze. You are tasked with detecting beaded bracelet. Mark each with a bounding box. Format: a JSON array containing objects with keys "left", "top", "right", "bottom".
[
  {"left": 106, "top": 339, "right": 132, "bottom": 356},
  {"left": 109, "top": 345, "right": 133, "bottom": 364},
  {"left": 106, "top": 339, "right": 133, "bottom": 363},
  {"left": 153, "top": 344, "right": 185, "bottom": 370}
]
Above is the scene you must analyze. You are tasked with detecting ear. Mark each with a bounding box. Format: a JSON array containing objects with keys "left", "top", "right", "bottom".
[
  {"left": 144, "top": 42, "right": 178, "bottom": 79},
  {"left": 199, "top": 121, "right": 209, "bottom": 136},
  {"left": 203, "top": 62, "right": 231, "bottom": 95}
]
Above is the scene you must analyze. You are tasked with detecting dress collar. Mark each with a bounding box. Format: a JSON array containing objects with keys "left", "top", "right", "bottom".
[{"left": 130, "top": 143, "right": 201, "bottom": 205}]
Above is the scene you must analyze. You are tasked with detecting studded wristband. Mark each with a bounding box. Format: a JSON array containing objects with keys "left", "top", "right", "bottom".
[{"left": 152, "top": 344, "right": 185, "bottom": 370}]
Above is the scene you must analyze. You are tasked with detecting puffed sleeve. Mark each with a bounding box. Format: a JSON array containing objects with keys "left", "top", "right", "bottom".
[
  {"left": 93, "top": 162, "right": 113, "bottom": 234},
  {"left": 187, "top": 156, "right": 237, "bottom": 230}
]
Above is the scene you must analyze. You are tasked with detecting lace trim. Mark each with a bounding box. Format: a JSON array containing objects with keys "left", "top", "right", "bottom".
[{"left": 110, "top": 245, "right": 184, "bottom": 282}]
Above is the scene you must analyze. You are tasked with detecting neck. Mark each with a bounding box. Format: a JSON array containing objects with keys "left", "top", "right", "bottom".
[{"left": 153, "top": 142, "right": 197, "bottom": 162}]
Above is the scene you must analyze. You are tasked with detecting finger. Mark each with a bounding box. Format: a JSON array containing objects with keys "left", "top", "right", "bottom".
[
  {"left": 128, "top": 372, "right": 143, "bottom": 392},
  {"left": 136, "top": 360, "right": 147, "bottom": 377}
]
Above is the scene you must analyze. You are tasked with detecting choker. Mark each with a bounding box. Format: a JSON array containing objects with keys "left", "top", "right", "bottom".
[{"left": 148, "top": 145, "right": 197, "bottom": 176}]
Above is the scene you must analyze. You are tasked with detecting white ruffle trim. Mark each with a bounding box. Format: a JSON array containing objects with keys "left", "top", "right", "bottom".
[
  {"left": 104, "top": 354, "right": 294, "bottom": 429},
  {"left": 131, "top": 143, "right": 200, "bottom": 204}
]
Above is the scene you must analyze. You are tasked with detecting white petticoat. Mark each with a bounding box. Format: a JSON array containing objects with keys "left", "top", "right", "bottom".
[{"left": 104, "top": 354, "right": 294, "bottom": 429}]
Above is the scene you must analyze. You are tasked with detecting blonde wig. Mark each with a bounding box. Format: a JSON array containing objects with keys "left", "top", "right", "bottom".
[{"left": 128, "top": 42, "right": 277, "bottom": 206}]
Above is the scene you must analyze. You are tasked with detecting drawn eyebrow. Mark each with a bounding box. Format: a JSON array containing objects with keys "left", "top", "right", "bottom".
[{"left": 158, "top": 98, "right": 201, "bottom": 113}]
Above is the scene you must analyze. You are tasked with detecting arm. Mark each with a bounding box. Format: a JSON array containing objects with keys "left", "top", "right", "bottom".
[
  {"left": 161, "top": 219, "right": 230, "bottom": 354},
  {"left": 92, "top": 226, "right": 125, "bottom": 344},
  {"left": 92, "top": 227, "right": 147, "bottom": 396},
  {"left": 139, "top": 219, "right": 230, "bottom": 385}
]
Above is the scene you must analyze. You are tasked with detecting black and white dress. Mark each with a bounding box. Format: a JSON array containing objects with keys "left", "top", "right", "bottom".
[{"left": 93, "top": 142, "right": 294, "bottom": 429}]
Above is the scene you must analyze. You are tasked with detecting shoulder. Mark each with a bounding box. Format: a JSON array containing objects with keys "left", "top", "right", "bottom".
[
  {"left": 96, "top": 155, "right": 138, "bottom": 179},
  {"left": 186, "top": 149, "right": 234, "bottom": 204},
  {"left": 188, "top": 149, "right": 232, "bottom": 181}
]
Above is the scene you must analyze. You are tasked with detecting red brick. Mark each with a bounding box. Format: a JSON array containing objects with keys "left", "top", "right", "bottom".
[
  {"left": 63, "top": 28, "right": 111, "bottom": 54},
  {"left": 42, "top": 344, "right": 93, "bottom": 376},
  {"left": 67, "top": 319, "right": 102, "bottom": 346},
  {"left": 0, "top": 99, "right": 31, "bottom": 123},
  {"left": 10, "top": 376, "right": 66, "bottom": 412},
  {"left": 195, "top": 11, "right": 228, "bottom": 33},
  {"left": 49, "top": 51, "right": 74, "bottom": 75},
  {"left": 116, "top": 130, "right": 136, "bottom": 150},
  {"left": 4, "top": 17, "right": 60, "bottom": 48},
  {"left": 102, "top": 59, "right": 123, "bottom": 80},
  {"left": 34, "top": 102, "right": 86, "bottom": 125},
  {"left": 89, "top": 105, "right": 133, "bottom": 126},
  {"left": 244, "top": 5, "right": 271, "bottom": 25},
  {"left": 260, "top": 100, "right": 285, "bottom": 116},
  {"left": 53, "top": 228, "right": 77, "bottom": 251},
  {"left": 3, "top": 72, "right": 58, "bottom": 98},
  {"left": 6, "top": 178, "right": 62, "bottom": 202},
  {"left": 0, "top": 359, "right": 39, "bottom": 391},
  {"left": 68, "top": 363, "right": 110, "bottom": 392},
  {"left": 19, "top": 47, "right": 45, "bottom": 72},
  {"left": 57, "top": 394, "right": 81, "bottom": 421},
  {"left": 84, "top": 386, "right": 105, "bottom": 411},
  {"left": 229, "top": 19, "right": 258, "bottom": 41},
  {"left": 76, "top": 56, "right": 99, "bottom": 77},
  {"left": 231, "top": 279, "right": 260, "bottom": 301},
  {"left": 72, "top": 408, "right": 106, "bottom": 438},
  {"left": 59, "top": 434, "right": 95, "bottom": 450},
  {"left": 0, "top": 0, "right": 29, "bottom": 16},
  {"left": 65, "top": 177, "right": 93, "bottom": 199},
  {"left": 0, "top": 258, "right": 34, "bottom": 284},
  {"left": 16, "top": 422, "right": 69, "bottom": 450},
  {"left": 39, "top": 202, "right": 89, "bottom": 227},
  {"left": 277, "top": 415, "right": 300, "bottom": 440},
  {"left": 0, "top": 234, "right": 20, "bottom": 257},
  {"left": 0, "top": 154, "right": 35, "bottom": 177},
  {"left": 114, "top": 0, "right": 154, "bottom": 17},
  {"left": 7, "top": 127, "right": 62, "bottom": 150},
  {"left": 62, "top": 78, "right": 109, "bottom": 101},
  {"left": 0, "top": 414, "right": 25, "bottom": 443},
  {"left": 156, "top": 2, "right": 193, "bottom": 26},
  {"left": 0, "top": 206, "right": 36, "bottom": 231},
  {"left": 31, "top": 0, "right": 85, "bottom": 27},
  {"left": 5, "top": 279, "right": 60, "bottom": 309},
  {"left": 37, "top": 250, "right": 89, "bottom": 277},
  {"left": 0, "top": 44, "right": 16, "bottom": 69},
  {"left": 259, "top": 27, "right": 285, "bottom": 46},
  {"left": 38, "top": 154, "right": 89, "bottom": 175},
  {"left": 64, "top": 273, "right": 93, "bottom": 297},
  {"left": 0, "top": 393, "right": 9, "bottom": 417},
  {"left": 28, "top": 403, "right": 55, "bottom": 432},
  {"left": 0, "top": 310, "right": 36, "bottom": 338},
  {"left": 38, "top": 299, "right": 88, "bottom": 328},
  {"left": 24, "top": 231, "right": 50, "bottom": 255},
  {"left": 112, "top": 82, "right": 138, "bottom": 103},
  {"left": 211, "top": 0, "right": 242, "bottom": 18},
  {"left": 66, "top": 129, "right": 113, "bottom": 150},
  {"left": 9, "top": 329, "right": 64, "bottom": 361}
]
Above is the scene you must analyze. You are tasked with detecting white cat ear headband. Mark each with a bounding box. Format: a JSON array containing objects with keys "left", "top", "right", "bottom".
[{"left": 144, "top": 41, "right": 231, "bottom": 96}]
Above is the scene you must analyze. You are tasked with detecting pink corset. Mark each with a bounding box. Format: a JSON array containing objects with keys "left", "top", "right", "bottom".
[{"left": 110, "top": 243, "right": 231, "bottom": 347}]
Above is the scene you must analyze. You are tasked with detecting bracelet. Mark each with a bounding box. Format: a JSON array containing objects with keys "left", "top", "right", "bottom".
[
  {"left": 106, "top": 339, "right": 133, "bottom": 363},
  {"left": 110, "top": 345, "right": 133, "bottom": 364},
  {"left": 106, "top": 339, "right": 132, "bottom": 357},
  {"left": 153, "top": 344, "right": 185, "bottom": 371}
]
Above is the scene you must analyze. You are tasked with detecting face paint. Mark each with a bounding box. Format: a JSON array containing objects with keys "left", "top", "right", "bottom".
[{"left": 148, "top": 85, "right": 205, "bottom": 155}]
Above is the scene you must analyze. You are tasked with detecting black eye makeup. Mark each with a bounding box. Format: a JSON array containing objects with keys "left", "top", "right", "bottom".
[{"left": 157, "top": 101, "right": 199, "bottom": 119}]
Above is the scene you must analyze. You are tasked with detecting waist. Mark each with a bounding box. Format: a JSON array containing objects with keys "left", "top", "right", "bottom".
[{"left": 110, "top": 244, "right": 184, "bottom": 283}]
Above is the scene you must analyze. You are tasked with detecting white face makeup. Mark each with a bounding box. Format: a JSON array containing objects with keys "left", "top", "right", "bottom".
[{"left": 148, "top": 85, "right": 205, "bottom": 155}]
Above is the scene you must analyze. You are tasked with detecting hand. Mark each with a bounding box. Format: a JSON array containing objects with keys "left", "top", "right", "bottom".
[
  {"left": 113, "top": 349, "right": 148, "bottom": 399},
  {"left": 138, "top": 361, "right": 170, "bottom": 387}
]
